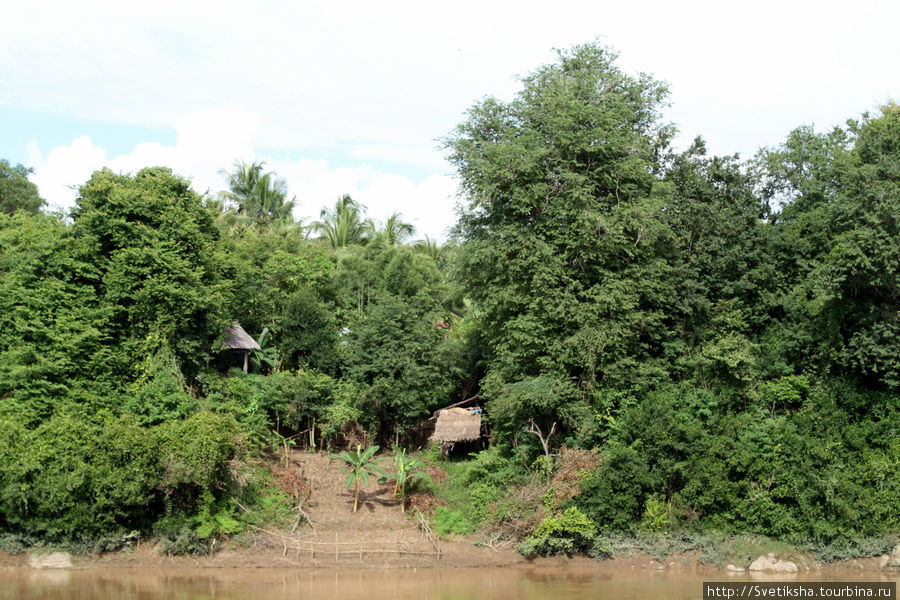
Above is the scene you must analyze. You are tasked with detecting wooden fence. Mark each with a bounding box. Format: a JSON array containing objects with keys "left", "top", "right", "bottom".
[{"left": 250, "top": 527, "right": 443, "bottom": 561}]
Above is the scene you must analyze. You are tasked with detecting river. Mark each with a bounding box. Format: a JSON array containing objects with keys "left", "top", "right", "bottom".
[{"left": 1, "top": 566, "right": 896, "bottom": 600}]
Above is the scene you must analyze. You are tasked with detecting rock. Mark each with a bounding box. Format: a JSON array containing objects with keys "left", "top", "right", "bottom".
[
  {"left": 878, "top": 554, "right": 890, "bottom": 568},
  {"left": 774, "top": 560, "right": 798, "bottom": 573},
  {"left": 748, "top": 553, "right": 797, "bottom": 573},
  {"left": 726, "top": 564, "right": 746, "bottom": 573},
  {"left": 891, "top": 543, "right": 900, "bottom": 566},
  {"left": 749, "top": 553, "right": 777, "bottom": 571},
  {"left": 27, "top": 552, "right": 72, "bottom": 569}
]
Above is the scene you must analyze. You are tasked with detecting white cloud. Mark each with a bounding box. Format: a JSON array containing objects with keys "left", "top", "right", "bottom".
[
  {"left": 27, "top": 108, "right": 459, "bottom": 241},
  {"left": 268, "top": 159, "right": 460, "bottom": 242},
  {"left": 28, "top": 136, "right": 107, "bottom": 211},
  {"left": 9, "top": 0, "right": 900, "bottom": 230}
]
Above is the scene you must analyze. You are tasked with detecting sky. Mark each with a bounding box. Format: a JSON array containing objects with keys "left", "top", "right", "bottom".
[{"left": 2, "top": 0, "right": 898, "bottom": 241}]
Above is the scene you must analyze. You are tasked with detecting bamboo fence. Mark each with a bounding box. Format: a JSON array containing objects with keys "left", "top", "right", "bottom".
[{"left": 249, "top": 526, "right": 443, "bottom": 561}]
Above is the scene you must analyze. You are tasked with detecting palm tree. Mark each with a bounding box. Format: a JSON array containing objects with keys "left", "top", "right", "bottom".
[
  {"left": 412, "top": 235, "right": 441, "bottom": 261},
  {"left": 219, "top": 160, "right": 297, "bottom": 230},
  {"left": 312, "top": 194, "right": 374, "bottom": 248},
  {"left": 204, "top": 194, "right": 251, "bottom": 235},
  {"left": 380, "top": 212, "right": 415, "bottom": 246}
]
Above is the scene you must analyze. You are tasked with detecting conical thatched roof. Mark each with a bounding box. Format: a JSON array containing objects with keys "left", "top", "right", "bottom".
[
  {"left": 222, "top": 323, "right": 261, "bottom": 351},
  {"left": 431, "top": 407, "right": 482, "bottom": 443}
]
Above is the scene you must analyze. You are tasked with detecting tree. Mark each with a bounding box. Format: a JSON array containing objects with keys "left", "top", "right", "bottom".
[
  {"left": 662, "top": 139, "right": 775, "bottom": 393},
  {"left": 0, "top": 160, "right": 45, "bottom": 215},
  {"left": 0, "top": 212, "right": 114, "bottom": 424},
  {"left": 219, "top": 160, "right": 297, "bottom": 230},
  {"left": 332, "top": 242, "right": 468, "bottom": 439},
  {"left": 757, "top": 105, "right": 900, "bottom": 389},
  {"left": 313, "top": 194, "right": 373, "bottom": 248},
  {"left": 445, "top": 43, "right": 677, "bottom": 435},
  {"left": 328, "top": 444, "right": 384, "bottom": 512},
  {"left": 381, "top": 447, "right": 429, "bottom": 512},
  {"left": 380, "top": 212, "right": 415, "bottom": 246},
  {"left": 71, "top": 167, "right": 226, "bottom": 377}
]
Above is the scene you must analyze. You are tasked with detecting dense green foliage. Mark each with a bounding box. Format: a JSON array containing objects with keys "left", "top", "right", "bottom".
[
  {"left": 0, "top": 43, "right": 896, "bottom": 557},
  {"left": 0, "top": 160, "right": 45, "bottom": 215},
  {"left": 445, "top": 44, "right": 898, "bottom": 553}
]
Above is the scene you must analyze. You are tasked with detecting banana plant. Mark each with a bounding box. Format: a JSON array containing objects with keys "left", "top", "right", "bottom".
[
  {"left": 329, "top": 444, "right": 384, "bottom": 512},
  {"left": 249, "top": 327, "right": 277, "bottom": 373},
  {"left": 381, "top": 447, "right": 430, "bottom": 513}
]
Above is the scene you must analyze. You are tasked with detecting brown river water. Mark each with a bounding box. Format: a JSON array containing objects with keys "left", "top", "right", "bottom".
[{"left": 1, "top": 567, "right": 896, "bottom": 600}]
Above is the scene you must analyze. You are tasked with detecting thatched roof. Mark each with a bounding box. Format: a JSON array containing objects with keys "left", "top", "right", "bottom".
[
  {"left": 431, "top": 407, "right": 482, "bottom": 443},
  {"left": 222, "top": 323, "right": 261, "bottom": 351}
]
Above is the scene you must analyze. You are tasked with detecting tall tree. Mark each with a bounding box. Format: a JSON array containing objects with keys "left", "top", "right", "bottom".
[
  {"left": 663, "top": 139, "right": 776, "bottom": 391},
  {"left": 445, "top": 43, "right": 676, "bottom": 438},
  {"left": 758, "top": 105, "right": 900, "bottom": 389},
  {"left": 0, "top": 160, "right": 45, "bottom": 215},
  {"left": 380, "top": 212, "right": 415, "bottom": 246},
  {"left": 219, "top": 160, "right": 297, "bottom": 229},
  {"left": 72, "top": 167, "right": 226, "bottom": 377},
  {"left": 313, "top": 194, "right": 373, "bottom": 248}
]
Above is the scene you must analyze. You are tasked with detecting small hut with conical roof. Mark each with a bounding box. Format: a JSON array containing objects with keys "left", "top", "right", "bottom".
[{"left": 222, "top": 322, "right": 261, "bottom": 372}]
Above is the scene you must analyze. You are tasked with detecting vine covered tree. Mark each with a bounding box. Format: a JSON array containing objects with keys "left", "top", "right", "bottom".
[
  {"left": 72, "top": 167, "right": 226, "bottom": 377},
  {"left": 445, "top": 43, "right": 677, "bottom": 441}
]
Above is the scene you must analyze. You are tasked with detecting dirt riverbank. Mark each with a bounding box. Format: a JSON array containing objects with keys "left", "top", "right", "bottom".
[{"left": 1, "top": 452, "right": 896, "bottom": 573}]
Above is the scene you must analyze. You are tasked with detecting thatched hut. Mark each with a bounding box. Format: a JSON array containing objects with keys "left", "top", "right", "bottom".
[
  {"left": 222, "top": 322, "right": 260, "bottom": 372},
  {"left": 431, "top": 407, "right": 483, "bottom": 457}
]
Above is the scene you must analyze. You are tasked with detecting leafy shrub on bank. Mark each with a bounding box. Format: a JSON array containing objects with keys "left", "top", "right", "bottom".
[
  {"left": 0, "top": 412, "right": 160, "bottom": 541},
  {"left": 517, "top": 507, "right": 596, "bottom": 557},
  {"left": 433, "top": 507, "right": 473, "bottom": 537}
]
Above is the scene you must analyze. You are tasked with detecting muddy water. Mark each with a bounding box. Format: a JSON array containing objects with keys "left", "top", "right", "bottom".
[{"left": 1, "top": 567, "right": 896, "bottom": 600}]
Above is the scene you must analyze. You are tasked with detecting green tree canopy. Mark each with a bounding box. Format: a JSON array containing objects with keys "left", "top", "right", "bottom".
[
  {"left": 446, "top": 43, "right": 677, "bottom": 437},
  {"left": 0, "top": 160, "right": 45, "bottom": 215},
  {"left": 758, "top": 105, "right": 900, "bottom": 389},
  {"left": 71, "top": 167, "right": 226, "bottom": 377}
]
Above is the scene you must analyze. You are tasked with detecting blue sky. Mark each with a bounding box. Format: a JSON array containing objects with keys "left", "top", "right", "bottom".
[{"left": 2, "top": 0, "right": 898, "bottom": 240}]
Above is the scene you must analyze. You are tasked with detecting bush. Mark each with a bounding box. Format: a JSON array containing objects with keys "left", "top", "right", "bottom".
[
  {"left": 433, "top": 507, "right": 473, "bottom": 537},
  {"left": 0, "top": 412, "right": 161, "bottom": 541},
  {"left": 641, "top": 495, "right": 671, "bottom": 532},
  {"left": 154, "top": 411, "right": 242, "bottom": 498},
  {"left": 518, "top": 507, "right": 596, "bottom": 557},
  {"left": 576, "top": 445, "right": 657, "bottom": 531}
]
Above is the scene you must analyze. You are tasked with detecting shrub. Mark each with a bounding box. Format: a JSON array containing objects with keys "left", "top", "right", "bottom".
[
  {"left": 518, "top": 507, "right": 596, "bottom": 557},
  {"left": 641, "top": 495, "right": 671, "bottom": 532},
  {"left": 433, "top": 507, "right": 473, "bottom": 537}
]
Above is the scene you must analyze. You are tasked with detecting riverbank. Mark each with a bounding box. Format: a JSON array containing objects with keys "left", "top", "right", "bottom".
[
  {"left": 2, "top": 545, "right": 898, "bottom": 574},
  {"left": 3, "top": 451, "right": 897, "bottom": 573}
]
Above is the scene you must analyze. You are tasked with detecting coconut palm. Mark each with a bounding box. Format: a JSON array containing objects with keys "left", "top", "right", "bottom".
[
  {"left": 412, "top": 235, "right": 442, "bottom": 260},
  {"left": 380, "top": 212, "right": 415, "bottom": 246},
  {"left": 219, "top": 160, "right": 297, "bottom": 230},
  {"left": 312, "top": 194, "right": 374, "bottom": 248}
]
